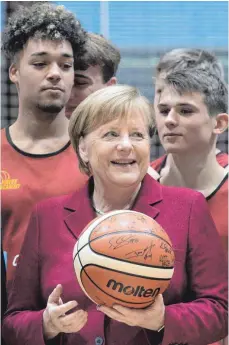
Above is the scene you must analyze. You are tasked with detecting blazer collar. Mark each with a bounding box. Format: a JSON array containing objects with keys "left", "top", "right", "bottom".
[
  {"left": 63, "top": 180, "right": 94, "bottom": 240},
  {"left": 132, "top": 173, "right": 162, "bottom": 220},
  {"left": 64, "top": 174, "right": 163, "bottom": 240}
]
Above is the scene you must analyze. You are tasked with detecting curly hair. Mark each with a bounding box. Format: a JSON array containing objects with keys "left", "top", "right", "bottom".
[{"left": 2, "top": 2, "right": 86, "bottom": 61}]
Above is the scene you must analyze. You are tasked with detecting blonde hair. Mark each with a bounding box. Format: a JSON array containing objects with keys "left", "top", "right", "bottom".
[{"left": 69, "top": 84, "right": 155, "bottom": 175}]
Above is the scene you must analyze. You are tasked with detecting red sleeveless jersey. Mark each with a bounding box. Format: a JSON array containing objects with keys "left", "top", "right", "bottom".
[
  {"left": 151, "top": 152, "right": 228, "bottom": 256},
  {"left": 1, "top": 128, "right": 88, "bottom": 283}
]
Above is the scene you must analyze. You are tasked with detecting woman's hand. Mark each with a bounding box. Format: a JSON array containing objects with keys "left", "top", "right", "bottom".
[
  {"left": 43, "top": 284, "right": 88, "bottom": 340},
  {"left": 98, "top": 294, "right": 165, "bottom": 331}
]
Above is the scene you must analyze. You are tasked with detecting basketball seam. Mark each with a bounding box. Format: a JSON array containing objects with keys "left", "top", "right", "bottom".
[
  {"left": 75, "top": 241, "right": 100, "bottom": 302},
  {"left": 81, "top": 263, "right": 172, "bottom": 281},
  {"left": 79, "top": 265, "right": 156, "bottom": 306},
  {"left": 89, "top": 230, "right": 172, "bottom": 248},
  {"left": 74, "top": 231, "right": 174, "bottom": 270},
  {"left": 77, "top": 245, "right": 174, "bottom": 279}
]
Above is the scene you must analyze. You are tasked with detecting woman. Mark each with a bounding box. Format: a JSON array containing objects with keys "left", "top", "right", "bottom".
[{"left": 3, "top": 85, "right": 227, "bottom": 345}]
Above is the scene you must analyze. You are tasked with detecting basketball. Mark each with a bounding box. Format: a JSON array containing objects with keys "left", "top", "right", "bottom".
[{"left": 73, "top": 210, "right": 175, "bottom": 308}]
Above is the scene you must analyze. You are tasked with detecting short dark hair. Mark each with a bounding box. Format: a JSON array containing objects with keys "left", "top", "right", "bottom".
[
  {"left": 2, "top": 2, "right": 86, "bottom": 61},
  {"left": 74, "top": 32, "right": 121, "bottom": 83},
  {"left": 155, "top": 48, "right": 224, "bottom": 79},
  {"left": 157, "top": 69, "right": 228, "bottom": 116}
]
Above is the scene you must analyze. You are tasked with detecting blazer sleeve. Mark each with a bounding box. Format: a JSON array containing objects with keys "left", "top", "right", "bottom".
[
  {"left": 2, "top": 206, "right": 62, "bottom": 345},
  {"left": 162, "top": 192, "right": 228, "bottom": 345}
]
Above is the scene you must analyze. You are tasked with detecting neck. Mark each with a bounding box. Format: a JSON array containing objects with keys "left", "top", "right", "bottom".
[
  {"left": 11, "top": 105, "right": 69, "bottom": 140},
  {"left": 161, "top": 147, "right": 226, "bottom": 195},
  {"left": 92, "top": 180, "right": 141, "bottom": 214},
  {"left": 8, "top": 105, "right": 70, "bottom": 154}
]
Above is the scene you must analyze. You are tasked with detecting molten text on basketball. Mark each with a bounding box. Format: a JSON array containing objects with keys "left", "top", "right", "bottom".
[{"left": 107, "top": 279, "right": 160, "bottom": 298}]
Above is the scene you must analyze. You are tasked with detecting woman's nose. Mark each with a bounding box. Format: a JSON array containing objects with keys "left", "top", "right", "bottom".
[{"left": 117, "top": 135, "right": 132, "bottom": 151}]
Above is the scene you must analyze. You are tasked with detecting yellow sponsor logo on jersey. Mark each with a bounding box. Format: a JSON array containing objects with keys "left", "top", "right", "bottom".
[{"left": 0, "top": 170, "right": 21, "bottom": 190}]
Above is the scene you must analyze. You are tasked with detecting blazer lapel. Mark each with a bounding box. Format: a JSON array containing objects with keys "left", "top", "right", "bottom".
[
  {"left": 63, "top": 182, "right": 95, "bottom": 240},
  {"left": 133, "top": 173, "right": 163, "bottom": 220},
  {"left": 63, "top": 174, "right": 163, "bottom": 239}
]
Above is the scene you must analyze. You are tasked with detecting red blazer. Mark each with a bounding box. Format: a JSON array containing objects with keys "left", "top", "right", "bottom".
[{"left": 3, "top": 175, "right": 228, "bottom": 345}]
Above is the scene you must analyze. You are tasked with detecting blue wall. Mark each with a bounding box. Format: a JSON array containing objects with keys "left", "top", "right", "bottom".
[
  {"left": 56, "top": 1, "right": 101, "bottom": 33},
  {"left": 56, "top": 1, "right": 228, "bottom": 48}
]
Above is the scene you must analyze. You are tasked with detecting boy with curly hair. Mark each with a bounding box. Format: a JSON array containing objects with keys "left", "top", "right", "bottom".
[{"left": 1, "top": 2, "right": 88, "bottom": 285}]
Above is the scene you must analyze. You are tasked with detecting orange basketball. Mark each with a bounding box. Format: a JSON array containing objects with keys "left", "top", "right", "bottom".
[{"left": 73, "top": 210, "right": 175, "bottom": 308}]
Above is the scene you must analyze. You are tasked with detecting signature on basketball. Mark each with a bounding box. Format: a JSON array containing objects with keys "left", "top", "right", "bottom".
[
  {"left": 125, "top": 241, "right": 155, "bottom": 261},
  {"left": 160, "top": 242, "right": 172, "bottom": 254},
  {"left": 109, "top": 235, "right": 139, "bottom": 249},
  {"left": 159, "top": 255, "right": 172, "bottom": 267}
]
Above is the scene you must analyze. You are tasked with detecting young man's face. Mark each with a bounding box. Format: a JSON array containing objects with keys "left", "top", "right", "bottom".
[
  {"left": 154, "top": 85, "right": 217, "bottom": 154},
  {"left": 65, "top": 65, "right": 116, "bottom": 118},
  {"left": 10, "top": 38, "right": 74, "bottom": 114}
]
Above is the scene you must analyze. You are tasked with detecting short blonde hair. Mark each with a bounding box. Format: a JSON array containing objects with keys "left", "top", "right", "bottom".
[{"left": 69, "top": 84, "right": 155, "bottom": 175}]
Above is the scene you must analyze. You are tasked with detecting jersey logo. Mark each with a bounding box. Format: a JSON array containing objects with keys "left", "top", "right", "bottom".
[{"left": 0, "top": 170, "right": 21, "bottom": 190}]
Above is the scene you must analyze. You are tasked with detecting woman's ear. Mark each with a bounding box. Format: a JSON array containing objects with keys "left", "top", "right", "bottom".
[
  {"left": 79, "top": 137, "right": 89, "bottom": 163},
  {"left": 213, "top": 113, "right": 229, "bottom": 134}
]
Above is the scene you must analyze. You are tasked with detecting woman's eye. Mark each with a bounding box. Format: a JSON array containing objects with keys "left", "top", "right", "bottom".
[
  {"left": 103, "top": 131, "right": 119, "bottom": 138},
  {"left": 131, "top": 132, "right": 144, "bottom": 139}
]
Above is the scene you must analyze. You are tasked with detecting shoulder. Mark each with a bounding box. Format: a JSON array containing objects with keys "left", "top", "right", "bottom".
[
  {"left": 162, "top": 183, "right": 202, "bottom": 198},
  {"left": 159, "top": 184, "right": 213, "bottom": 240},
  {"left": 161, "top": 183, "right": 206, "bottom": 210},
  {"left": 144, "top": 173, "right": 205, "bottom": 206},
  {"left": 34, "top": 187, "right": 85, "bottom": 215},
  {"left": 36, "top": 193, "right": 71, "bottom": 209}
]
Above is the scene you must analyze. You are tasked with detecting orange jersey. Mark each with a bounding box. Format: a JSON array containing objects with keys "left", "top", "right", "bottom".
[
  {"left": 207, "top": 175, "right": 228, "bottom": 255},
  {"left": 151, "top": 152, "right": 228, "bottom": 256},
  {"left": 151, "top": 151, "right": 228, "bottom": 172},
  {"left": 1, "top": 127, "right": 88, "bottom": 282}
]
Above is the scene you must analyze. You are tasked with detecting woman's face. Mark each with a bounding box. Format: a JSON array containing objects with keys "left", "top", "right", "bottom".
[{"left": 79, "top": 111, "right": 151, "bottom": 188}]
